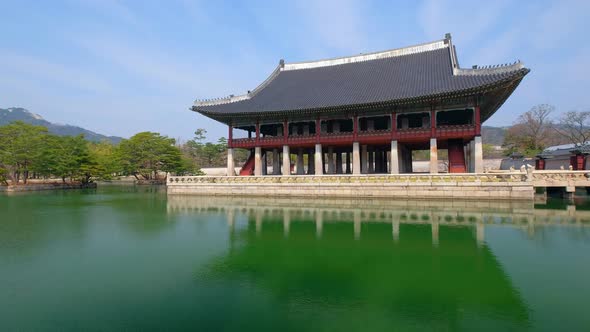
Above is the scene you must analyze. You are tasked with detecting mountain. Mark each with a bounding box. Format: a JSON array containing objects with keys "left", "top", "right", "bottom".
[
  {"left": 0, "top": 107, "right": 123, "bottom": 144},
  {"left": 481, "top": 126, "right": 506, "bottom": 146}
]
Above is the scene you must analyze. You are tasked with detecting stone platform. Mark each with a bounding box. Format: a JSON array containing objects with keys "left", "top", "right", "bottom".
[{"left": 167, "top": 173, "right": 534, "bottom": 200}]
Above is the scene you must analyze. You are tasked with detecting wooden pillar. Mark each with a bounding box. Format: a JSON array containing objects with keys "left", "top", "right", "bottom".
[
  {"left": 296, "top": 148, "right": 304, "bottom": 175},
  {"left": 475, "top": 105, "right": 481, "bottom": 136},
  {"left": 315, "top": 119, "right": 321, "bottom": 142},
  {"left": 345, "top": 152, "right": 351, "bottom": 174},
  {"left": 361, "top": 145, "right": 368, "bottom": 174},
  {"left": 327, "top": 147, "right": 335, "bottom": 174},
  {"left": 336, "top": 152, "right": 343, "bottom": 174},
  {"left": 368, "top": 147, "right": 374, "bottom": 173},
  {"left": 255, "top": 122, "right": 260, "bottom": 144},
  {"left": 431, "top": 109, "right": 436, "bottom": 137},
  {"left": 228, "top": 125, "right": 233, "bottom": 148},
  {"left": 272, "top": 149, "right": 280, "bottom": 175}
]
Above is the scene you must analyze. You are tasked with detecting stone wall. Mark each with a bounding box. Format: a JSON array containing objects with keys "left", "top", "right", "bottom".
[
  {"left": 0, "top": 183, "right": 97, "bottom": 192},
  {"left": 168, "top": 174, "right": 534, "bottom": 200}
]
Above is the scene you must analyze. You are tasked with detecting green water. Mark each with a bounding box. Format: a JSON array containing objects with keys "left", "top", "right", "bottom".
[{"left": 1, "top": 187, "right": 590, "bottom": 331}]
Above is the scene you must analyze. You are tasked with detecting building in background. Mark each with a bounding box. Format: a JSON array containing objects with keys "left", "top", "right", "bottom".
[{"left": 193, "top": 34, "right": 529, "bottom": 176}]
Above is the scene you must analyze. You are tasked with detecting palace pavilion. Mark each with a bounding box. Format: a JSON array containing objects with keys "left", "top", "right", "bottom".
[{"left": 192, "top": 34, "right": 529, "bottom": 176}]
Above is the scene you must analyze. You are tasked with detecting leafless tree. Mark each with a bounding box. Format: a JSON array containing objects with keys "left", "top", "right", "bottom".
[
  {"left": 554, "top": 110, "right": 590, "bottom": 146},
  {"left": 503, "top": 104, "right": 555, "bottom": 155}
]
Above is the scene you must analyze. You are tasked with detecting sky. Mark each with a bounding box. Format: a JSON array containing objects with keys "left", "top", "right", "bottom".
[{"left": 1, "top": 0, "right": 589, "bottom": 142}]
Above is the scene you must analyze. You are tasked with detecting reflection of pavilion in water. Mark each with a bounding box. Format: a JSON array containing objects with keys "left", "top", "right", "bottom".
[
  {"left": 168, "top": 196, "right": 538, "bottom": 329},
  {"left": 167, "top": 196, "right": 590, "bottom": 244}
]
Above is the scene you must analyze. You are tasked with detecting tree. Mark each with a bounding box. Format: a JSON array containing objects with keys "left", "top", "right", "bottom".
[
  {"left": 37, "top": 135, "right": 91, "bottom": 183},
  {"left": 0, "top": 121, "right": 48, "bottom": 184},
  {"left": 503, "top": 104, "right": 555, "bottom": 156},
  {"left": 82, "top": 141, "right": 123, "bottom": 183},
  {"left": 118, "top": 132, "right": 186, "bottom": 181},
  {"left": 554, "top": 110, "right": 590, "bottom": 146}
]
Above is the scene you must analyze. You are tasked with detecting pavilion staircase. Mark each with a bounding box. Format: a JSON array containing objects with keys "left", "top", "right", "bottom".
[
  {"left": 448, "top": 139, "right": 467, "bottom": 173},
  {"left": 239, "top": 151, "right": 256, "bottom": 176}
]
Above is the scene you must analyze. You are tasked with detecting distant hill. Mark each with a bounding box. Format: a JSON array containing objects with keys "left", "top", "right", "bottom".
[
  {"left": 481, "top": 126, "right": 506, "bottom": 146},
  {"left": 0, "top": 107, "right": 123, "bottom": 144}
]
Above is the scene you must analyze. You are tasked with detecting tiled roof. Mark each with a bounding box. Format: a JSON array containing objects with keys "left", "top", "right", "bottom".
[{"left": 193, "top": 35, "right": 529, "bottom": 120}]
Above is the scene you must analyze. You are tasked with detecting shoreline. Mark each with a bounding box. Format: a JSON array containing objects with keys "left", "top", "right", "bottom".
[{"left": 0, "top": 182, "right": 97, "bottom": 192}]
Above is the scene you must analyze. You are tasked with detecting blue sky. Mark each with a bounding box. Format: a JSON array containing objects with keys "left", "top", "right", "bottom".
[{"left": 1, "top": 0, "right": 589, "bottom": 142}]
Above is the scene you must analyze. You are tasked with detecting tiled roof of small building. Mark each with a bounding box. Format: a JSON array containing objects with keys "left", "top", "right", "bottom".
[{"left": 193, "top": 34, "right": 529, "bottom": 123}]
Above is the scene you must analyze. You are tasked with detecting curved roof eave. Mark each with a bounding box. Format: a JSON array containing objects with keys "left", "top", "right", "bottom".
[{"left": 192, "top": 68, "right": 529, "bottom": 124}]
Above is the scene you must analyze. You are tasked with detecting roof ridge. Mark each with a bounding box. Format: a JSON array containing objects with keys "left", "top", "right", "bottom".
[
  {"left": 282, "top": 39, "right": 448, "bottom": 71},
  {"left": 454, "top": 61, "right": 525, "bottom": 76},
  {"left": 194, "top": 37, "right": 452, "bottom": 106}
]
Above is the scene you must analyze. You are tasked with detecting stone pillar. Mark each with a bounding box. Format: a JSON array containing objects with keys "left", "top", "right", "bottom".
[
  {"left": 282, "top": 145, "right": 290, "bottom": 176},
  {"left": 474, "top": 135, "right": 483, "bottom": 173},
  {"left": 469, "top": 139, "right": 476, "bottom": 173},
  {"left": 315, "top": 144, "right": 323, "bottom": 175},
  {"left": 296, "top": 148, "right": 304, "bottom": 175},
  {"left": 327, "top": 147, "right": 335, "bottom": 174},
  {"left": 390, "top": 140, "right": 399, "bottom": 174},
  {"left": 272, "top": 148, "right": 280, "bottom": 175},
  {"left": 345, "top": 152, "right": 351, "bottom": 174},
  {"left": 227, "top": 148, "right": 235, "bottom": 176},
  {"left": 361, "top": 145, "right": 368, "bottom": 174},
  {"left": 430, "top": 138, "right": 438, "bottom": 174},
  {"left": 367, "top": 119, "right": 374, "bottom": 131},
  {"left": 353, "top": 142, "right": 361, "bottom": 175},
  {"left": 254, "top": 146, "right": 262, "bottom": 176},
  {"left": 303, "top": 124, "right": 310, "bottom": 136},
  {"left": 307, "top": 149, "right": 315, "bottom": 174},
  {"left": 336, "top": 152, "right": 343, "bottom": 174}
]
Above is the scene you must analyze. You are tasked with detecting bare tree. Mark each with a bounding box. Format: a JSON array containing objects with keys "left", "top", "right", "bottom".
[
  {"left": 503, "top": 104, "right": 555, "bottom": 156},
  {"left": 554, "top": 110, "right": 590, "bottom": 146}
]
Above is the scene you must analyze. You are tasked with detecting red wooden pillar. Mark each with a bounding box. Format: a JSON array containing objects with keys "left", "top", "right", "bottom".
[
  {"left": 315, "top": 118, "right": 321, "bottom": 143},
  {"left": 353, "top": 115, "right": 358, "bottom": 141},
  {"left": 576, "top": 154, "right": 585, "bottom": 170},
  {"left": 391, "top": 112, "right": 397, "bottom": 139},
  {"left": 535, "top": 158, "right": 545, "bottom": 170},
  {"left": 283, "top": 120, "right": 289, "bottom": 143},
  {"left": 475, "top": 105, "right": 481, "bottom": 136},
  {"left": 430, "top": 109, "right": 436, "bottom": 137},
  {"left": 228, "top": 125, "right": 233, "bottom": 148},
  {"left": 255, "top": 122, "right": 260, "bottom": 144}
]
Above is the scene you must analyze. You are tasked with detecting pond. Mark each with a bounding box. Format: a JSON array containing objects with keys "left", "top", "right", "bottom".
[{"left": 1, "top": 186, "right": 589, "bottom": 331}]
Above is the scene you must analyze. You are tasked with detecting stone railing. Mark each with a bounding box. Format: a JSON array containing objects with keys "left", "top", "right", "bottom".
[
  {"left": 532, "top": 170, "right": 590, "bottom": 180},
  {"left": 168, "top": 172, "right": 529, "bottom": 185}
]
